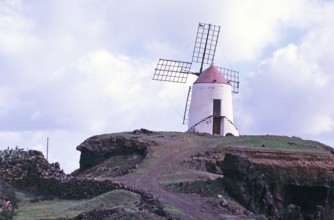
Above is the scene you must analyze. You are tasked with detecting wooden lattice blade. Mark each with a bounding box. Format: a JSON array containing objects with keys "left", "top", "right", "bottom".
[
  {"left": 216, "top": 66, "right": 240, "bottom": 93},
  {"left": 153, "top": 59, "right": 192, "bottom": 83},
  {"left": 192, "top": 23, "right": 220, "bottom": 66}
]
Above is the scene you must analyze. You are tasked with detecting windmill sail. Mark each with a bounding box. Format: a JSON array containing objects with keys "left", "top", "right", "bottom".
[
  {"left": 192, "top": 23, "right": 220, "bottom": 72},
  {"left": 216, "top": 66, "right": 240, "bottom": 93},
  {"left": 183, "top": 86, "right": 192, "bottom": 124},
  {"left": 153, "top": 59, "right": 192, "bottom": 83}
]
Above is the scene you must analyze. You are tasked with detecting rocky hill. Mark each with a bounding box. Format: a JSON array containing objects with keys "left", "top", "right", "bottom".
[{"left": 1, "top": 129, "right": 334, "bottom": 219}]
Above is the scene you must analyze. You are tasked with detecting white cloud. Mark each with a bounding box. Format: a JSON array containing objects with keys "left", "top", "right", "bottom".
[
  {"left": 0, "top": 0, "right": 40, "bottom": 54},
  {"left": 30, "top": 111, "right": 41, "bottom": 121},
  {"left": 215, "top": 0, "right": 334, "bottom": 64},
  {"left": 304, "top": 114, "right": 334, "bottom": 136},
  {"left": 236, "top": 1, "right": 334, "bottom": 140}
]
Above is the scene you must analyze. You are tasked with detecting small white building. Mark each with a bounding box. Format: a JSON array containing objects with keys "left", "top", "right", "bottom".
[{"left": 188, "top": 66, "right": 239, "bottom": 136}]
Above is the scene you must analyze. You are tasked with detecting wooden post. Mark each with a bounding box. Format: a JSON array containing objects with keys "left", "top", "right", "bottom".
[{"left": 46, "top": 137, "right": 49, "bottom": 161}]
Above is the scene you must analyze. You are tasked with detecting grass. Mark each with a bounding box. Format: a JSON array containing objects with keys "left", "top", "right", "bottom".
[
  {"left": 14, "top": 190, "right": 141, "bottom": 220},
  {"left": 216, "top": 135, "right": 329, "bottom": 154},
  {"left": 71, "top": 189, "right": 141, "bottom": 211},
  {"left": 165, "top": 178, "right": 224, "bottom": 197},
  {"left": 159, "top": 171, "right": 198, "bottom": 185},
  {"left": 110, "top": 131, "right": 330, "bottom": 154},
  {"left": 14, "top": 196, "right": 84, "bottom": 219},
  {"left": 162, "top": 204, "right": 186, "bottom": 219}
]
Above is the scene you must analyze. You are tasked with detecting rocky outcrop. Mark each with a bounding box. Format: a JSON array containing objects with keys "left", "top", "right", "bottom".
[
  {"left": 220, "top": 153, "right": 334, "bottom": 220},
  {"left": 221, "top": 154, "right": 279, "bottom": 218},
  {"left": 76, "top": 132, "right": 154, "bottom": 172}
]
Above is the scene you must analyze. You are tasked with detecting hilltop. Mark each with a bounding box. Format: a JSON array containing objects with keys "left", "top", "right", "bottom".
[{"left": 1, "top": 129, "right": 334, "bottom": 219}]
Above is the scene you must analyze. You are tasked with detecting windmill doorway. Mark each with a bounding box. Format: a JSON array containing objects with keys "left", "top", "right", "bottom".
[
  {"left": 212, "top": 99, "right": 221, "bottom": 135},
  {"left": 213, "top": 117, "right": 221, "bottom": 134}
]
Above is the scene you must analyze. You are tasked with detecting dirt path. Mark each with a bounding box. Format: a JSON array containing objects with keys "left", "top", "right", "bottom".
[{"left": 116, "top": 134, "right": 235, "bottom": 219}]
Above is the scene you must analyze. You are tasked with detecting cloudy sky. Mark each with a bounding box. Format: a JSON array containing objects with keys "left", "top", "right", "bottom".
[{"left": 1, "top": 0, "right": 334, "bottom": 173}]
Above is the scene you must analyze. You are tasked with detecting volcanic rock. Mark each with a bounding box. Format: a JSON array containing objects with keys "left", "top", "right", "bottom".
[{"left": 76, "top": 134, "right": 152, "bottom": 171}]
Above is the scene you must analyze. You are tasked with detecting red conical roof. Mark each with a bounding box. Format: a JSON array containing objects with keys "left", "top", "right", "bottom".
[{"left": 194, "top": 66, "right": 229, "bottom": 84}]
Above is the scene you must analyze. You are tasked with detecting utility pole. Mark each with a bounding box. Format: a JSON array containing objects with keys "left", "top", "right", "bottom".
[{"left": 46, "top": 137, "right": 49, "bottom": 161}]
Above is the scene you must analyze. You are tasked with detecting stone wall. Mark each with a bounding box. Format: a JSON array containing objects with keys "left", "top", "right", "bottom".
[
  {"left": 0, "top": 147, "right": 167, "bottom": 219},
  {"left": 0, "top": 149, "right": 125, "bottom": 199}
]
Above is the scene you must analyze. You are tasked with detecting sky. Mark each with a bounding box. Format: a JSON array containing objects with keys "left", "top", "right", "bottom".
[{"left": 1, "top": 0, "right": 334, "bottom": 173}]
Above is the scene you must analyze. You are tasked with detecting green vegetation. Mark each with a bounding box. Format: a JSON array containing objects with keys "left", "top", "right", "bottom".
[
  {"left": 0, "top": 179, "right": 17, "bottom": 219},
  {"left": 115, "top": 131, "right": 330, "bottom": 154},
  {"left": 163, "top": 204, "right": 185, "bottom": 218},
  {"left": 165, "top": 178, "right": 224, "bottom": 197},
  {"left": 14, "top": 190, "right": 141, "bottom": 220},
  {"left": 217, "top": 135, "right": 329, "bottom": 154},
  {"left": 71, "top": 189, "right": 141, "bottom": 211},
  {"left": 160, "top": 171, "right": 197, "bottom": 185},
  {"left": 15, "top": 199, "right": 84, "bottom": 219},
  {"left": 2, "top": 209, "right": 14, "bottom": 220},
  {"left": 0, "top": 147, "right": 29, "bottom": 163}
]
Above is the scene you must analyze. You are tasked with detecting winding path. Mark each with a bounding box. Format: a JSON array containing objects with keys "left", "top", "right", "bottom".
[{"left": 116, "top": 133, "right": 242, "bottom": 219}]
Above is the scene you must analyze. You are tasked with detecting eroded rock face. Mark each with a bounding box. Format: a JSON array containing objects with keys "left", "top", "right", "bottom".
[
  {"left": 221, "top": 154, "right": 279, "bottom": 218},
  {"left": 76, "top": 134, "right": 151, "bottom": 171},
  {"left": 220, "top": 153, "right": 334, "bottom": 220}
]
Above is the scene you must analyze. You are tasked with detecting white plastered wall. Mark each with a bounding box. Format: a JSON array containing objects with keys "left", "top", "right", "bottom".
[{"left": 188, "top": 82, "right": 239, "bottom": 136}]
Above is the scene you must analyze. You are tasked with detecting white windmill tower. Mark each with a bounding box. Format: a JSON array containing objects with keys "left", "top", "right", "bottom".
[{"left": 153, "top": 23, "right": 239, "bottom": 136}]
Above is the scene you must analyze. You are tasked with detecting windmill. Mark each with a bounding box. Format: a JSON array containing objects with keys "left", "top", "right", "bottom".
[{"left": 153, "top": 22, "right": 240, "bottom": 136}]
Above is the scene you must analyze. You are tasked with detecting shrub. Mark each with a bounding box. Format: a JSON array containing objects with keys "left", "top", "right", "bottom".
[
  {"left": 0, "top": 147, "right": 29, "bottom": 163},
  {"left": 0, "top": 179, "right": 17, "bottom": 208},
  {"left": 0, "top": 178, "right": 17, "bottom": 219}
]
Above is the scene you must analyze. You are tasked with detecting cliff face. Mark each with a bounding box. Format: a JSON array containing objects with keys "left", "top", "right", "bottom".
[{"left": 220, "top": 152, "right": 334, "bottom": 219}]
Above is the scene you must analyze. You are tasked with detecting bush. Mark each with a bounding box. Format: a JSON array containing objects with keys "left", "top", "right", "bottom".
[
  {"left": 0, "top": 147, "right": 29, "bottom": 163},
  {"left": 1, "top": 209, "right": 14, "bottom": 220},
  {"left": 0, "top": 178, "right": 17, "bottom": 219}
]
